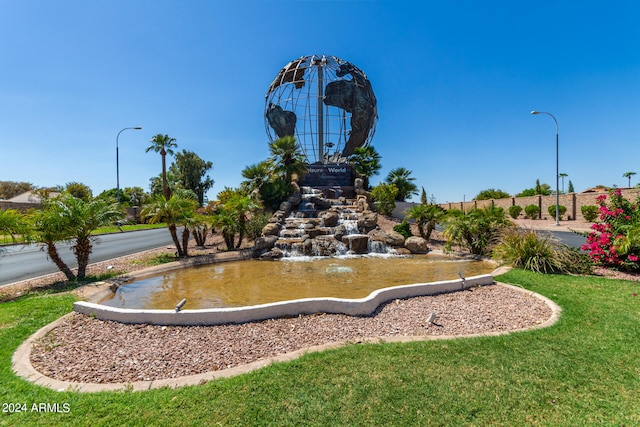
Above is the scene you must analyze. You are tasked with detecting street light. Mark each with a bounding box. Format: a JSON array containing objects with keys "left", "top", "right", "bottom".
[
  {"left": 116, "top": 126, "right": 142, "bottom": 204},
  {"left": 530, "top": 110, "right": 559, "bottom": 226}
]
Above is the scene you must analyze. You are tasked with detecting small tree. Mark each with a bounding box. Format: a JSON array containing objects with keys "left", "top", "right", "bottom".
[
  {"left": 508, "top": 205, "right": 523, "bottom": 219},
  {"left": 548, "top": 205, "right": 567, "bottom": 220},
  {"left": 581, "top": 205, "right": 598, "bottom": 222},
  {"left": 370, "top": 183, "right": 398, "bottom": 216},
  {"left": 475, "top": 188, "right": 511, "bottom": 200},
  {"left": 524, "top": 204, "right": 541, "bottom": 219},
  {"left": 30, "top": 193, "right": 124, "bottom": 280},
  {"left": 404, "top": 203, "right": 444, "bottom": 240},
  {"left": 385, "top": 167, "right": 418, "bottom": 202},
  {"left": 0, "top": 209, "right": 29, "bottom": 243},
  {"left": 142, "top": 191, "right": 198, "bottom": 257},
  {"left": 348, "top": 145, "right": 382, "bottom": 189},
  {"left": 568, "top": 180, "right": 575, "bottom": 193}
]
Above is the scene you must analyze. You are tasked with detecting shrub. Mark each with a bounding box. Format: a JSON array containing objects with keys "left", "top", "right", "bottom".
[
  {"left": 508, "top": 205, "right": 522, "bottom": 219},
  {"left": 393, "top": 221, "right": 412, "bottom": 239},
  {"left": 548, "top": 205, "right": 567, "bottom": 220},
  {"left": 494, "top": 228, "right": 592, "bottom": 274},
  {"left": 442, "top": 206, "right": 513, "bottom": 255},
  {"left": 524, "top": 204, "right": 540, "bottom": 219},
  {"left": 581, "top": 205, "right": 598, "bottom": 222},
  {"left": 370, "top": 183, "right": 398, "bottom": 216},
  {"left": 582, "top": 189, "right": 640, "bottom": 271}
]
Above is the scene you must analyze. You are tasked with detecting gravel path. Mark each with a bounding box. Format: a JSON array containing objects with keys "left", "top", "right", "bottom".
[{"left": 29, "top": 283, "right": 552, "bottom": 384}]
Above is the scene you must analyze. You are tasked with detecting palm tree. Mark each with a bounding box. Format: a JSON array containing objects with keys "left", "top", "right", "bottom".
[
  {"left": 348, "top": 145, "right": 382, "bottom": 189},
  {"left": 623, "top": 171, "right": 636, "bottom": 188},
  {"left": 241, "top": 161, "right": 272, "bottom": 193},
  {"left": 404, "top": 204, "right": 445, "bottom": 240},
  {"left": 0, "top": 209, "right": 29, "bottom": 243},
  {"left": 146, "top": 134, "right": 178, "bottom": 200},
  {"left": 142, "top": 191, "right": 197, "bottom": 257},
  {"left": 386, "top": 167, "right": 418, "bottom": 202},
  {"left": 213, "top": 189, "right": 260, "bottom": 249},
  {"left": 30, "top": 193, "right": 124, "bottom": 280},
  {"left": 268, "top": 136, "right": 308, "bottom": 186}
]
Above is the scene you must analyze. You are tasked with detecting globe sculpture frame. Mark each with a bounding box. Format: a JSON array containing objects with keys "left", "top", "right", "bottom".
[{"left": 265, "top": 54, "right": 378, "bottom": 165}]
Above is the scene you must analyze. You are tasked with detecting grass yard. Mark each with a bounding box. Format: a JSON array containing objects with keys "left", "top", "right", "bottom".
[{"left": 1, "top": 269, "right": 639, "bottom": 426}]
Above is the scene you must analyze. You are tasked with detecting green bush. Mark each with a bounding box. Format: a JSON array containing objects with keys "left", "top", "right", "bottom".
[
  {"left": 524, "top": 204, "right": 540, "bottom": 219},
  {"left": 393, "top": 221, "right": 412, "bottom": 239},
  {"left": 548, "top": 204, "right": 567, "bottom": 220},
  {"left": 370, "top": 183, "right": 398, "bottom": 216},
  {"left": 493, "top": 228, "right": 592, "bottom": 274},
  {"left": 581, "top": 205, "right": 598, "bottom": 222},
  {"left": 508, "top": 205, "right": 522, "bottom": 219}
]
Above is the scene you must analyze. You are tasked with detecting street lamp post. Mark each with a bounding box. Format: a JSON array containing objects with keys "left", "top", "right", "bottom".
[
  {"left": 116, "top": 126, "right": 142, "bottom": 205},
  {"left": 530, "top": 111, "right": 559, "bottom": 226}
]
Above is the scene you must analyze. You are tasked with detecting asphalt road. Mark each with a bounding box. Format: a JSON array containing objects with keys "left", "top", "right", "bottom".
[{"left": 0, "top": 228, "right": 175, "bottom": 287}]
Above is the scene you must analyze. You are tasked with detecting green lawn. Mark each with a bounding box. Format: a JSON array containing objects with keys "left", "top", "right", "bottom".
[{"left": 1, "top": 269, "right": 639, "bottom": 426}]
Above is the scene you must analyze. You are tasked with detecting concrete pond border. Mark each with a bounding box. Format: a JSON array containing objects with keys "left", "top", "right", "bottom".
[{"left": 12, "top": 276, "right": 562, "bottom": 393}]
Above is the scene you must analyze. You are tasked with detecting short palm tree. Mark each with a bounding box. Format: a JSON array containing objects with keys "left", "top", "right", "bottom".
[
  {"left": 147, "top": 134, "right": 178, "bottom": 200},
  {"left": 268, "top": 136, "right": 308, "bottom": 186},
  {"left": 386, "top": 167, "right": 418, "bottom": 202},
  {"left": 404, "top": 204, "right": 445, "bottom": 240},
  {"left": 30, "top": 193, "right": 124, "bottom": 280},
  {"left": 0, "top": 209, "right": 29, "bottom": 243},
  {"left": 142, "top": 191, "right": 197, "bottom": 257},
  {"left": 349, "top": 145, "right": 382, "bottom": 189}
]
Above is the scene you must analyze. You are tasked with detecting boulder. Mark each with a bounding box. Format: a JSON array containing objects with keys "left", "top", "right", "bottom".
[
  {"left": 405, "top": 236, "right": 429, "bottom": 254},
  {"left": 368, "top": 229, "right": 405, "bottom": 247},
  {"left": 343, "top": 235, "right": 369, "bottom": 254},
  {"left": 254, "top": 235, "right": 278, "bottom": 251},
  {"left": 320, "top": 210, "right": 339, "bottom": 227},
  {"left": 262, "top": 222, "right": 282, "bottom": 236},
  {"left": 358, "top": 210, "right": 378, "bottom": 232}
]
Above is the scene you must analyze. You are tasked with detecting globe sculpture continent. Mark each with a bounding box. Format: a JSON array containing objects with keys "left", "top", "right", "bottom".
[{"left": 265, "top": 54, "right": 377, "bottom": 164}]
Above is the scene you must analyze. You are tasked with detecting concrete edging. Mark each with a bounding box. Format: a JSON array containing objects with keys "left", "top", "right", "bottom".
[{"left": 73, "top": 274, "right": 495, "bottom": 326}]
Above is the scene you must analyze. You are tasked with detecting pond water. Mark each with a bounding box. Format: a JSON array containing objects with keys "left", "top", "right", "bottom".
[{"left": 100, "top": 254, "right": 495, "bottom": 310}]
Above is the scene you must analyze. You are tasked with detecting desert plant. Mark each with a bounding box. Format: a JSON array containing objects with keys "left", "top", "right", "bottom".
[
  {"left": 508, "top": 205, "right": 522, "bottom": 219},
  {"left": 494, "top": 228, "right": 592, "bottom": 274},
  {"left": 393, "top": 221, "right": 412, "bottom": 239},
  {"left": 548, "top": 205, "right": 567, "bottom": 220},
  {"left": 370, "top": 183, "right": 398, "bottom": 216},
  {"left": 442, "top": 206, "right": 513, "bottom": 255},
  {"left": 524, "top": 204, "right": 540, "bottom": 219},
  {"left": 581, "top": 205, "right": 598, "bottom": 222}
]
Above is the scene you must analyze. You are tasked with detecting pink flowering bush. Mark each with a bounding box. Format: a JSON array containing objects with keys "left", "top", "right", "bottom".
[{"left": 581, "top": 189, "right": 640, "bottom": 271}]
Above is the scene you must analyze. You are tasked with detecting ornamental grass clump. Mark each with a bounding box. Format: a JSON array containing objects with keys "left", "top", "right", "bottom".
[{"left": 494, "top": 228, "right": 592, "bottom": 274}]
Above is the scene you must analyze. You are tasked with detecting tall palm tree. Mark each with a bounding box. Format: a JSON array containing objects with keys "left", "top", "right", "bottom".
[
  {"left": 268, "top": 136, "right": 308, "bottom": 186},
  {"left": 146, "top": 134, "right": 178, "bottom": 201},
  {"left": 348, "top": 145, "right": 382, "bottom": 189},
  {"left": 386, "top": 167, "right": 418, "bottom": 202},
  {"left": 623, "top": 171, "right": 636, "bottom": 188}
]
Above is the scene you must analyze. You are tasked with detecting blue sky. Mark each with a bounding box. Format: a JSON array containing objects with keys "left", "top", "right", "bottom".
[{"left": 1, "top": 0, "right": 639, "bottom": 203}]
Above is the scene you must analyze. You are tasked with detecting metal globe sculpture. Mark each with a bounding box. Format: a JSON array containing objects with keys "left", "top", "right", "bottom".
[{"left": 265, "top": 54, "right": 377, "bottom": 164}]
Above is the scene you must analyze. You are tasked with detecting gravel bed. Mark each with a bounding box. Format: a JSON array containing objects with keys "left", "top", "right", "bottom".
[{"left": 29, "top": 284, "right": 552, "bottom": 384}]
